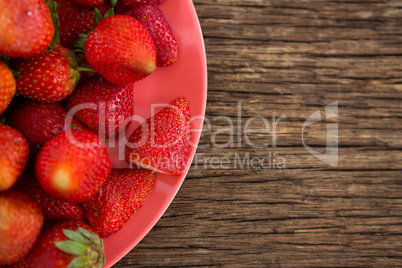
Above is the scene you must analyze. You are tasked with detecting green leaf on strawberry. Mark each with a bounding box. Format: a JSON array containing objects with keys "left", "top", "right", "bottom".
[
  {"left": 46, "top": 0, "right": 61, "bottom": 28},
  {"left": 12, "top": 221, "right": 105, "bottom": 268},
  {"left": 93, "top": 8, "right": 103, "bottom": 25},
  {"left": 45, "top": 0, "right": 62, "bottom": 52},
  {"left": 103, "top": 7, "right": 115, "bottom": 18}
]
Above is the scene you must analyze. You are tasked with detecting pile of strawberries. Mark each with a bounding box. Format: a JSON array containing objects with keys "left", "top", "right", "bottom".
[{"left": 0, "top": 0, "right": 192, "bottom": 267}]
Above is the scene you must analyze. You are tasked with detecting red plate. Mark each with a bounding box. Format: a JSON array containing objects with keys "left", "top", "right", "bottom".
[{"left": 104, "top": 0, "right": 207, "bottom": 266}]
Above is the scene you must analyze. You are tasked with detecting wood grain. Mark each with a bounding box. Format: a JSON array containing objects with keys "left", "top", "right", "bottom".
[{"left": 115, "top": 0, "right": 402, "bottom": 267}]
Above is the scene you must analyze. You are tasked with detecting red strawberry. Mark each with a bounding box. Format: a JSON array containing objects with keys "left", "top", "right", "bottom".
[
  {"left": 0, "top": 190, "right": 44, "bottom": 265},
  {"left": 0, "top": 0, "right": 54, "bottom": 58},
  {"left": 125, "top": 97, "right": 191, "bottom": 175},
  {"left": 0, "top": 124, "right": 29, "bottom": 191},
  {"left": 66, "top": 75, "right": 134, "bottom": 138},
  {"left": 84, "top": 15, "right": 156, "bottom": 85},
  {"left": 15, "top": 172, "right": 87, "bottom": 224},
  {"left": 35, "top": 129, "right": 111, "bottom": 203},
  {"left": 122, "top": 0, "right": 164, "bottom": 8},
  {"left": 126, "top": 4, "right": 179, "bottom": 66},
  {"left": 82, "top": 169, "right": 155, "bottom": 238},
  {"left": 12, "top": 44, "right": 80, "bottom": 103},
  {"left": 6, "top": 99, "right": 85, "bottom": 148},
  {"left": 55, "top": 0, "right": 112, "bottom": 50},
  {"left": 6, "top": 99, "right": 86, "bottom": 171},
  {"left": 11, "top": 220, "right": 105, "bottom": 268},
  {"left": 70, "top": 0, "right": 105, "bottom": 8},
  {"left": 0, "top": 61, "right": 16, "bottom": 115}
]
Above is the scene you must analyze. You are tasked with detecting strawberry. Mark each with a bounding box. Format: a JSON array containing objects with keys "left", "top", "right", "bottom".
[
  {"left": 122, "top": 0, "right": 164, "bottom": 8},
  {"left": 6, "top": 99, "right": 86, "bottom": 171},
  {"left": 11, "top": 220, "right": 105, "bottom": 268},
  {"left": 55, "top": 0, "right": 112, "bottom": 50},
  {"left": 15, "top": 172, "right": 87, "bottom": 224},
  {"left": 35, "top": 129, "right": 111, "bottom": 203},
  {"left": 0, "top": 0, "right": 54, "bottom": 58},
  {"left": 6, "top": 99, "right": 85, "bottom": 148},
  {"left": 0, "top": 124, "right": 29, "bottom": 191},
  {"left": 70, "top": 0, "right": 105, "bottom": 8},
  {"left": 12, "top": 44, "right": 80, "bottom": 103},
  {"left": 0, "top": 60, "right": 16, "bottom": 115},
  {"left": 126, "top": 4, "right": 179, "bottom": 66},
  {"left": 0, "top": 190, "right": 44, "bottom": 265},
  {"left": 84, "top": 15, "right": 157, "bottom": 86},
  {"left": 82, "top": 169, "right": 155, "bottom": 238},
  {"left": 125, "top": 97, "right": 191, "bottom": 175},
  {"left": 66, "top": 75, "right": 134, "bottom": 138}
]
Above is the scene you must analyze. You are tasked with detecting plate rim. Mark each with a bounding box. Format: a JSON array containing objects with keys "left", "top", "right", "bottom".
[{"left": 105, "top": 1, "right": 207, "bottom": 266}]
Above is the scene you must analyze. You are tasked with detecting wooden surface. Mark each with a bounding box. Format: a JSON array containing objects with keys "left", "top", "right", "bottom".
[{"left": 116, "top": 0, "right": 402, "bottom": 267}]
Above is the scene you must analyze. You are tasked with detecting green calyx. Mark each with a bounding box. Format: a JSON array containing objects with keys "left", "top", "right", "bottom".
[
  {"left": 72, "top": 7, "right": 110, "bottom": 50},
  {"left": 66, "top": 50, "right": 81, "bottom": 86},
  {"left": 71, "top": 124, "right": 81, "bottom": 130},
  {"left": 93, "top": 8, "right": 103, "bottom": 25},
  {"left": 73, "top": 5, "right": 114, "bottom": 52},
  {"left": 47, "top": 28, "right": 60, "bottom": 52},
  {"left": 92, "top": 7, "right": 114, "bottom": 25},
  {"left": 73, "top": 33, "right": 88, "bottom": 51},
  {"left": 46, "top": 0, "right": 61, "bottom": 52},
  {"left": 55, "top": 227, "right": 105, "bottom": 268},
  {"left": 46, "top": 0, "right": 60, "bottom": 28},
  {"left": 103, "top": 8, "right": 115, "bottom": 19},
  {"left": 66, "top": 49, "right": 96, "bottom": 83}
]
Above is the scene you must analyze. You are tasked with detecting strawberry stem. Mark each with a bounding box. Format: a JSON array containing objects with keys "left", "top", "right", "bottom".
[
  {"left": 76, "top": 67, "right": 97, "bottom": 73},
  {"left": 72, "top": 49, "right": 85, "bottom": 55}
]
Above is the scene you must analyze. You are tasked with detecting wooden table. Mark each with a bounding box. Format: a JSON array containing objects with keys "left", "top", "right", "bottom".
[{"left": 116, "top": 0, "right": 402, "bottom": 266}]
